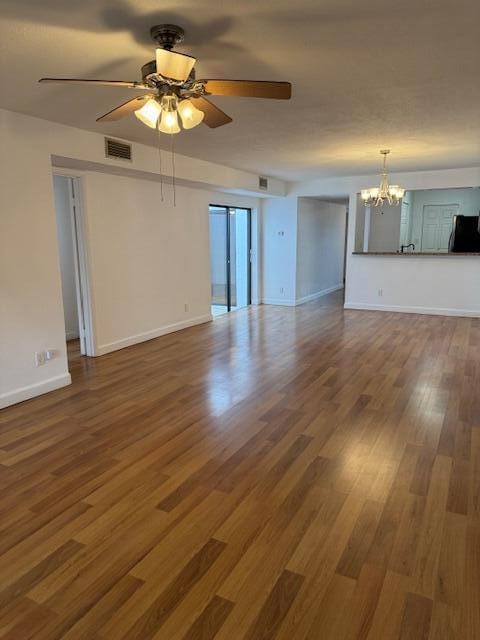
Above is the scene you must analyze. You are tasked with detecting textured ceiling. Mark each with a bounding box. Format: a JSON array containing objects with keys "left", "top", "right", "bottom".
[{"left": 1, "top": 0, "right": 479, "bottom": 180}]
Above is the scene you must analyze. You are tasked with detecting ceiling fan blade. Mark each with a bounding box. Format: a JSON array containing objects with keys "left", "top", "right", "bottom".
[
  {"left": 190, "top": 97, "right": 232, "bottom": 128},
  {"left": 96, "top": 95, "right": 153, "bottom": 122},
  {"left": 202, "top": 80, "right": 291, "bottom": 100},
  {"left": 39, "top": 78, "right": 147, "bottom": 89},
  {"left": 155, "top": 49, "right": 196, "bottom": 82}
]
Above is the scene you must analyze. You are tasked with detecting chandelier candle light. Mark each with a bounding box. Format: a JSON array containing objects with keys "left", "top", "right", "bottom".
[{"left": 361, "top": 150, "right": 405, "bottom": 207}]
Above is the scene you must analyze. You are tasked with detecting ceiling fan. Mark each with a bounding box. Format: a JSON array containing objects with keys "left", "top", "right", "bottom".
[{"left": 39, "top": 24, "right": 292, "bottom": 134}]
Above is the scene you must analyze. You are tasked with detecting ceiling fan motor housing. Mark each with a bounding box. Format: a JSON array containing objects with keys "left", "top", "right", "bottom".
[{"left": 150, "top": 24, "right": 185, "bottom": 50}]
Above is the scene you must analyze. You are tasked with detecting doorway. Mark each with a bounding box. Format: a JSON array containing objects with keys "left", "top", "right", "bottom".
[
  {"left": 209, "top": 205, "right": 251, "bottom": 316},
  {"left": 53, "top": 173, "right": 93, "bottom": 358}
]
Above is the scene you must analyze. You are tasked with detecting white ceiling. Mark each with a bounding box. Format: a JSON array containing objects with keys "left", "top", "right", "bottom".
[{"left": 1, "top": 0, "right": 479, "bottom": 181}]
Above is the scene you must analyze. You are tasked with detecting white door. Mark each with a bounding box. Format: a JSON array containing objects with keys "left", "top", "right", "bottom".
[{"left": 421, "top": 204, "right": 458, "bottom": 252}]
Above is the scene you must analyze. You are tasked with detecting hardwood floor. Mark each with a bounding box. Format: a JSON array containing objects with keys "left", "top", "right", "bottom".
[{"left": 1, "top": 292, "right": 479, "bottom": 639}]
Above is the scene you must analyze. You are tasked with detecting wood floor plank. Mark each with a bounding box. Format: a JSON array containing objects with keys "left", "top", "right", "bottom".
[
  {"left": 366, "top": 571, "right": 412, "bottom": 640},
  {"left": 398, "top": 592, "right": 433, "bottom": 640},
  {"left": 412, "top": 455, "right": 452, "bottom": 599},
  {"left": 182, "top": 595, "right": 235, "bottom": 640},
  {"left": 435, "top": 511, "right": 467, "bottom": 606},
  {"left": 341, "top": 563, "right": 387, "bottom": 640},
  {"left": 245, "top": 569, "right": 304, "bottom": 640},
  {"left": 389, "top": 493, "right": 426, "bottom": 576},
  {"left": 427, "top": 601, "right": 461, "bottom": 640},
  {"left": 336, "top": 500, "right": 383, "bottom": 580},
  {"left": 304, "top": 573, "right": 356, "bottom": 640}
]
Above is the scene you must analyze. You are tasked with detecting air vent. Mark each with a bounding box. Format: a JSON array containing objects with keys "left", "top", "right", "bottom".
[
  {"left": 259, "top": 176, "right": 268, "bottom": 190},
  {"left": 105, "top": 138, "right": 132, "bottom": 161}
]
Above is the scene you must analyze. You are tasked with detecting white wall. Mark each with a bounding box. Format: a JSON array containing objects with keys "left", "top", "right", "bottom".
[
  {"left": 363, "top": 201, "right": 401, "bottom": 252},
  {"left": 344, "top": 250, "right": 480, "bottom": 316},
  {"left": 296, "top": 199, "right": 346, "bottom": 303},
  {"left": 262, "top": 196, "right": 298, "bottom": 305},
  {"left": 291, "top": 166, "right": 480, "bottom": 317},
  {"left": 262, "top": 197, "right": 346, "bottom": 306},
  {"left": 83, "top": 172, "right": 259, "bottom": 354},
  {"left": 0, "top": 108, "right": 271, "bottom": 408},
  {"left": 53, "top": 176, "right": 79, "bottom": 340},
  {"left": 0, "top": 112, "right": 71, "bottom": 408}
]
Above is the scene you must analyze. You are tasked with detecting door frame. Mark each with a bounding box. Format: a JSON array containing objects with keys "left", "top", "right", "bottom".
[
  {"left": 209, "top": 204, "right": 252, "bottom": 312},
  {"left": 53, "top": 169, "right": 96, "bottom": 356}
]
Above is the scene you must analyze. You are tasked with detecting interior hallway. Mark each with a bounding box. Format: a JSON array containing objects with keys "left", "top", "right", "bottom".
[{"left": 0, "top": 292, "right": 479, "bottom": 639}]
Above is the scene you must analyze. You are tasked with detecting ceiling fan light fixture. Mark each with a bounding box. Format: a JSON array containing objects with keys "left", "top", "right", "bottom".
[
  {"left": 158, "top": 95, "right": 181, "bottom": 134},
  {"left": 134, "top": 98, "right": 161, "bottom": 129},
  {"left": 177, "top": 98, "right": 204, "bottom": 129},
  {"left": 39, "top": 24, "right": 292, "bottom": 135}
]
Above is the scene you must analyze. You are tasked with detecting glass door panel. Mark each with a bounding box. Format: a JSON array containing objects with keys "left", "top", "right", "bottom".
[
  {"left": 229, "top": 208, "right": 250, "bottom": 311},
  {"left": 209, "top": 205, "right": 251, "bottom": 315},
  {"left": 209, "top": 206, "right": 228, "bottom": 315}
]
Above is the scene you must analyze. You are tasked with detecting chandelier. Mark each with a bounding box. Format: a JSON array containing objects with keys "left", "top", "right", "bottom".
[
  {"left": 134, "top": 94, "right": 204, "bottom": 134},
  {"left": 361, "top": 150, "right": 405, "bottom": 206}
]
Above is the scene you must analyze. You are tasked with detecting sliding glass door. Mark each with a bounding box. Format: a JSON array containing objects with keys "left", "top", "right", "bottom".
[{"left": 209, "top": 205, "right": 251, "bottom": 315}]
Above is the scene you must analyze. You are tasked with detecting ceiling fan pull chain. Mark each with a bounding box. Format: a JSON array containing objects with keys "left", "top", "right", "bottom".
[
  {"left": 171, "top": 134, "right": 176, "bottom": 208},
  {"left": 157, "top": 123, "right": 164, "bottom": 202}
]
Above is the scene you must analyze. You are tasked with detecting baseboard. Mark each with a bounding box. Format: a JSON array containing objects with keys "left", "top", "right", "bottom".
[
  {"left": 0, "top": 373, "right": 72, "bottom": 410},
  {"left": 296, "top": 284, "right": 344, "bottom": 306},
  {"left": 262, "top": 298, "right": 297, "bottom": 307},
  {"left": 344, "top": 302, "right": 480, "bottom": 318},
  {"left": 95, "top": 314, "right": 213, "bottom": 356}
]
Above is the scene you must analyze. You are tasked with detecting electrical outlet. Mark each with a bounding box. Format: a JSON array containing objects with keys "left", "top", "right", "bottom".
[
  {"left": 35, "top": 350, "right": 57, "bottom": 366},
  {"left": 280, "top": 287, "right": 284, "bottom": 294}
]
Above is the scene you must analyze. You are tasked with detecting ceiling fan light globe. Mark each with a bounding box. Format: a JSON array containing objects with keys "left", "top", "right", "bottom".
[
  {"left": 178, "top": 99, "right": 204, "bottom": 129},
  {"left": 159, "top": 108, "right": 181, "bottom": 134},
  {"left": 134, "top": 99, "right": 161, "bottom": 129}
]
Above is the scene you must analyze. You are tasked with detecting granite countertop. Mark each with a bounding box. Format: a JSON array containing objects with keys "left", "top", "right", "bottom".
[{"left": 353, "top": 251, "right": 480, "bottom": 256}]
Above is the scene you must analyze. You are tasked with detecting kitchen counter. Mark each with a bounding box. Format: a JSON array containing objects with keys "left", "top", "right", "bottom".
[{"left": 353, "top": 251, "right": 480, "bottom": 256}]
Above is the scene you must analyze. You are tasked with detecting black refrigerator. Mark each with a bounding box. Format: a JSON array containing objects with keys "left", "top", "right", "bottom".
[{"left": 448, "top": 215, "right": 480, "bottom": 252}]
